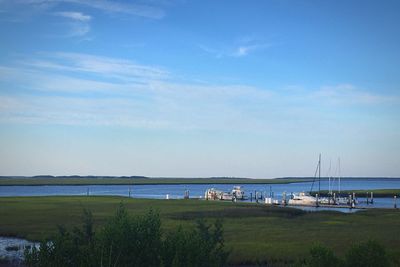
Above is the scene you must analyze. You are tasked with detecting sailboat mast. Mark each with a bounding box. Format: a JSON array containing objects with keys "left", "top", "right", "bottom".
[
  {"left": 328, "top": 158, "right": 332, "bottom": 194},
  {"left": 318, "top": 153, "right": 321, "bottom": 193},
  {"left": 338, "top": 157, "right": 341, "bottom": 193}
]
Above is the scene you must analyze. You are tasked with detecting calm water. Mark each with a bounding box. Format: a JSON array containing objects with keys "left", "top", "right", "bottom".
[
  {"left": 0, "top": 178, "right": 399, "bottom": 208},
  {"left": 0, "top": 237, "right": 39, "bottom": 262},
  {"left": 1, "top": 178, "right": 399, "bottom": 198}
]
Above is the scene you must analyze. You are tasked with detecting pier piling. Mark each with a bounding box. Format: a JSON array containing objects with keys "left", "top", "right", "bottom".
[
  {"left": 348, "top": 194, "right": 352, "bottom": 208},
  {"left": 282, "top": 192, "right": 287, "bottom": 206},
  {"left": 395, "top": 196, "right": 397, "bottom": 209}
]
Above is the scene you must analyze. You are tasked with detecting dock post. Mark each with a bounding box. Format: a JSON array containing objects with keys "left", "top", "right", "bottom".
[
  {"left": 348, "top": 194, "right": 352, "bottom": 207},
  {"left": 282, "top": 192, "right": 287, "bottom": 206},
  {"left": 129, "top": 188, "right": 131, "bottom": 198},
  {"left": 371, "top": 192, "right": 374, "bottom": 204},
  {"left": 333, "top": 192, "right": 336, "bottom": 204},
  {"left": 366, "top": 192, "right": 369, "bottom": 205},
  {"left": 184, "top": 190, "right": 189, "bottom": 199},
  {"left": 250, "top": 193, "right": 253, "bottom": 202},
  {"left": 394, "top": 196, "right": 397, "bottom": 209}
]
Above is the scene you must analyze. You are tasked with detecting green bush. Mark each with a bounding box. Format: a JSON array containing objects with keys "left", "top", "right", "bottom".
[
  {"left": 344, "top": 240, "right": 390, "bottom": 267},
  {"left": 301, "top": 240, "right": 391, "bottom": 267},
  {"left": 24, "top": 203, "right": 229, "bottom": 267},
  {"left": 305, "top": 244, "right": 341, "bottom": 267},
  {"left": 162, "top": 219, "right": 229, "bottom": 267}
]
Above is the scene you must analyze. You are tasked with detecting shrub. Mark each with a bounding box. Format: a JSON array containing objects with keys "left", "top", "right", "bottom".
[
  {"left": 344, "top": 239, "right": 390, "bottom": 267},
  {"left": 305, "top": 244, "right": 341, "bottom": 267},
  {"left": 25, "top": 204, "right": 229, "bottom": 267}
]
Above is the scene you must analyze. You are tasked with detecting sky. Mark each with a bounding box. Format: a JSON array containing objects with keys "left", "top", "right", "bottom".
[{"left": 0, "top": 0, "right": 399, "bottom": 178}]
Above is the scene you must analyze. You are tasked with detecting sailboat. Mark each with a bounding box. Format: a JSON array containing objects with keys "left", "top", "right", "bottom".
[{"left": 288, "top": 154, "right": 322, "bottom": 206}]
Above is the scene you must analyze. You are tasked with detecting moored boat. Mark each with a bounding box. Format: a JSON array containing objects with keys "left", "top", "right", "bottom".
[
  {"left": 288, "top": 192, "right": 318, "bottom": 205},
  {"left": 205, "top": 186, "right": 246, "bottom": 201}
]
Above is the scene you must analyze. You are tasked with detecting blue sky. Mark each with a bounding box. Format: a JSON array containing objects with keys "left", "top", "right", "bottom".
[{"left": 0, "top": 0, "right": 399, "bottom": 177}]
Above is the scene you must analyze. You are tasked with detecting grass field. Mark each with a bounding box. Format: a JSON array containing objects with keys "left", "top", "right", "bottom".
[
  {"left": 0, "top": 177, "right": 309, "bottom": 186},
  {"left": 0, "top": 196, "right": 399, "bottom": 265}
]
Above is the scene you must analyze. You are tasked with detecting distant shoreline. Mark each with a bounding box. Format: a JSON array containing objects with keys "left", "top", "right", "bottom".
[
  {"left": 0, "top": 176, "right": 399, "bottom": 186},
  {"left": 0, "top": 177, "right": 312, "bottom": 186}
]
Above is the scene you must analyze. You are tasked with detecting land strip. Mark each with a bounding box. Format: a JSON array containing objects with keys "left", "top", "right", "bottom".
[{"left": 0, "top": 177, "right": 310, "bottom": 186}]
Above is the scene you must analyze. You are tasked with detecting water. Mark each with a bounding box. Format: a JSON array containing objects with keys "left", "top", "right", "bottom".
[
  {"left": 0, "top": 178, "right": 398, "bottom": 197},
  {"left": 0, "top": 178, "right": 398, "bottom": 209},
  {"left": 0, "top": 237, "right": 38, "bottom": 262}
]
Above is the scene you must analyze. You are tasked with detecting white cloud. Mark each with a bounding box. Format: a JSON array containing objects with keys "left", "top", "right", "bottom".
[
  {"left": 311, "top": 84, "right": 398, "bottom": 105},
  {"left": 19, "top": 52, "right": 169, "bottom": 82},
  {"left": 8, "top": 0, "right": 165, "bottom": 19},
  {"left": 0, "top": 53, "right": 398, "bottom": 132},
  {"left": 71, "top": 0, "right": 165, "bottom": 19},
  {"left": 199, "top": 37, "right": 272, "bottom": 58},
  {"left": 54, "top": 11, "right": 91, "bottom": 21},
  {"left": 53, "top": 11, "right": 92, "bottom": 37},
  {"left": 68, "top": 21, "right": 90, "bottom": 36}
]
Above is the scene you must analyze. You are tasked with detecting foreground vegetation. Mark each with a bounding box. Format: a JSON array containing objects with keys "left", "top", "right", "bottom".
[
  {"left": 25, "top": 205, "right": 228, "bottom": 267},
  {"left": 0, "top": 196, "right": 399, "bottom": 265},
  {"left": 0, "top": 177, "right": 309, "bottom": 186}
]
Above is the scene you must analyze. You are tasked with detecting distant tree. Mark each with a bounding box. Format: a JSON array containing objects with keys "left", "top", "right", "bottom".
[{"left": 344, "top": 239, "right": 390, "bottom": 267}]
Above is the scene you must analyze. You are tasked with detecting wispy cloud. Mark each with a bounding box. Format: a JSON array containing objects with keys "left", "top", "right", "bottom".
[
  {"left": 7, "top": 0, "right": 165, "bottom": 19},
  {"left": 311, "top": 84, "right": 399, "bottom": 105},
  {"left": 53, "top": 11, "right": 91, "bottom": 36},
  {"left": 54, "top": 11, "right": 91, "bottom": 21},
  {"left": 232, "top": 43, "right": 271, "bottom": 57},
  {"left": 199, "top": 37, "right": 272, "bottom": 58},
  {"left": 0, "top": 53, "right": 398, "bottom": 132},
  {"left": 19, "top": 52, "right": 169, "bottom": 82},
  {"left": 70, "top": 0, "right": 165, "bottom": 19}
]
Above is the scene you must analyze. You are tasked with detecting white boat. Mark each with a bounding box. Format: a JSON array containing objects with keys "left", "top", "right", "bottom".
[
  {"left": 265, "top": 197, "right": 279, "bottom": 205},
  {"left": 204, "top": 188, "right": 233, "bottom": 201},
  {"left": 288, "top": 192, "right": 318, "bottom": 205},
  {"left": 205, "top": 186, "right": 246, "bottom": 201},
  {"left": 231, "top": 186, "right": 246, "bottom": 200}
]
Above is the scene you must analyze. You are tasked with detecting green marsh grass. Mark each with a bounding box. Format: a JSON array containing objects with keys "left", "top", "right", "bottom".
[{"left": 0, "top": 196, "right": 399, "bottom": 265}]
